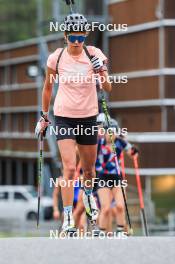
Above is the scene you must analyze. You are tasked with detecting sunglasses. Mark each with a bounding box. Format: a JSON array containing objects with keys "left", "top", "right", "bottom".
[{"left": 68, "top": 35, "right": 86, "bottom": 43}]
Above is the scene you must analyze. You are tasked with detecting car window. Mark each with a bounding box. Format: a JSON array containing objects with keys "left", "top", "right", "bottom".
[
  {"left": 14, "top": 192, "right": 28, "bottom": 201},
  {"left": 28, "top": 190, "right": 37, "bottom": 198},
  {"left": 0, "top": 192, "right": 8, "bottom": 200}
]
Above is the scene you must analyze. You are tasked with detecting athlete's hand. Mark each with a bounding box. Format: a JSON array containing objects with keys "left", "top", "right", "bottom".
[
  {"left": 35, "top": 112, "right": 51, "bottom": 137},
  {"left": 91, "top": 56, "right": 104, "bottom": 73},
  {"left": 131, "top": 146, "right": 139, "bottom": 156},
  {"left": 53, "top": 208, "right": 60, "bottom": 220}
]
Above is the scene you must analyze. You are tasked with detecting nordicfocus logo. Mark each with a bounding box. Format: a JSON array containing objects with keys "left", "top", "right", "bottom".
[
  {"left": 49, "top": 177, "right": 128, "bottom": 189},
  {"left": 49, "top": 73, "right": 128, "bottom": 85},
  {"left": 49, "top": 125, "right": 128, "bottom": 137},
  {"left": 49, "top": 22, "right": 128, "bottom": 32},
  {"left": 49, "top": 229, "right": 128, "bottom": 239}
]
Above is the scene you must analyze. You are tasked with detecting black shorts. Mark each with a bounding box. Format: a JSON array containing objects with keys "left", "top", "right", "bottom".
[
  {"left": 54, "top": 115, "right": 98, "bottom": 145},
  {"left": 96, "top": 174, "right": 121, "bottom": 190}
]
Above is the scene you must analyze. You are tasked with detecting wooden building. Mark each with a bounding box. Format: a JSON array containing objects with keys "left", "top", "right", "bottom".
[{"left": 0, "top": 0, "right": 175, "bottom": 209}]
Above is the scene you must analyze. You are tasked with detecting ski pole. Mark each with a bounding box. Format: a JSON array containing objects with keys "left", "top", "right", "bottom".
[
  {"left": 37, "top": 132, "right": 44, "bottom": 228},
  {"left": 101, "top": 92, "right": 133, "bottom": 235},
  {"left": 83, "top": 45, "right": 133, "bottom": 235},
  {"left": 133, "top": 155, "right": 149, "bottom": 236},
  {"left": 64, "top": 0, "right": 75, "bottom": 13},
  {"left": 120, "top": 151, "right": 126, "bottom": 179}
]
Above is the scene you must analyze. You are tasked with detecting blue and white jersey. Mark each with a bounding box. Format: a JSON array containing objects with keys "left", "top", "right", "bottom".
[{"left": 95, "top": 136, "right": 128, "bottom": 175}]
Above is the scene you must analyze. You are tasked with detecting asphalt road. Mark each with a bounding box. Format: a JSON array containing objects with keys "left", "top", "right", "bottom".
[{"left": 0, "top": 237, "right": 174, "bottom": 264}]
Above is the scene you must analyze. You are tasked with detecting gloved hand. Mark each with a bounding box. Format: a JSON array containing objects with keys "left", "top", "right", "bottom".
[
  {"left": 131, "top": 146, "right": 139, "bottom": 156},
  {"left": 91, "top": 56, "right": 104, "bottom": 73},
  {"left": 35, "top": 112, "right": 51, "bottom": 137}
]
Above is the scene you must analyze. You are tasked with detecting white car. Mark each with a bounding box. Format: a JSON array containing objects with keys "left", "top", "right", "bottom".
[{"left": 0, "top": 186, "right": 53, "bottom": 221}]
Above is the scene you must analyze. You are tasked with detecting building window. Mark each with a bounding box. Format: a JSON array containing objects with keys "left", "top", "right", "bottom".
[
  {"left": 10, "top": 65, "right": 17, "bottom": 84},
  {"left": 11, "top": 113, "right": 18, "bottom": 132},
  {"left": 12, "top": 161, "right": 17, "bottom": 185},
  {"left": 23, "top": 113, "right": 30, "bottom": 132},
  {"left": 0, "top": 67, "right": 5, "bottom": 86},
  {"left": 34, "top": 161, "right": 38, "bottom": 186},
  {"left": 4, "top": 66, "right": 9, "bottom": 85},
  {"left": 1, "top": 160, "right": 6, "bottom": 185},
  {"left": 22, "top": 162, "right": 28, "bottom": 185},
  {"left": 0, "top": 114, "right": 8, "bottom": 132}
]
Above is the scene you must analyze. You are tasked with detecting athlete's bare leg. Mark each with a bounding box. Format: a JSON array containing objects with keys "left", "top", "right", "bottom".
[
  {"left": 112, "top": 187, "right": 126, "bottom": 227},
  {"left": 79, "top": 212, "right": 86, "bottom": 233},
  {"left": 106, "top": 209, "right": 113, "bottom": 233},
  {"left": 57, "top": 139, "right": 76, "bottom": 207},
  {"left": 98, "top": 187, "right": 112, "bottom": 231},
  {"left": 77, "top": 144, "right": 99, "bottom": 227},
  {"left": 73, "top": 189, "right": 84, "bottom": 228},
  {"left": 77, "top": 144, "right": 97, "bottom": 189},
  {"left": 106, "top": 191, "right": 114, "bottom": 233}
]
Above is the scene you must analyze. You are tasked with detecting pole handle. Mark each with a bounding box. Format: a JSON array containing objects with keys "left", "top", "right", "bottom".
[{"left": 65, "top": 0, "right": 74, "bottom": 5}]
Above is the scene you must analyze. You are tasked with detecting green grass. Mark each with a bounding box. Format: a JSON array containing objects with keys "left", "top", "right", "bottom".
[{"left": 152, "top": 190, "right": 175, "bottom": 222}]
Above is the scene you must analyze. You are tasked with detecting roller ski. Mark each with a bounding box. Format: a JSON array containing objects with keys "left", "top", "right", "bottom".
[
  {"left": 83, "top": 191, "right": 100, "bottom": 237},
  {"left": 59, "top": 211, "right": 77, "bottom": 238}
]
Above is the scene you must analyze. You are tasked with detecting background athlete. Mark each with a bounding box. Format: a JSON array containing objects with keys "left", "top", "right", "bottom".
[{"left": 96, "top": 115, "right": 139, "bottom": 236}]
